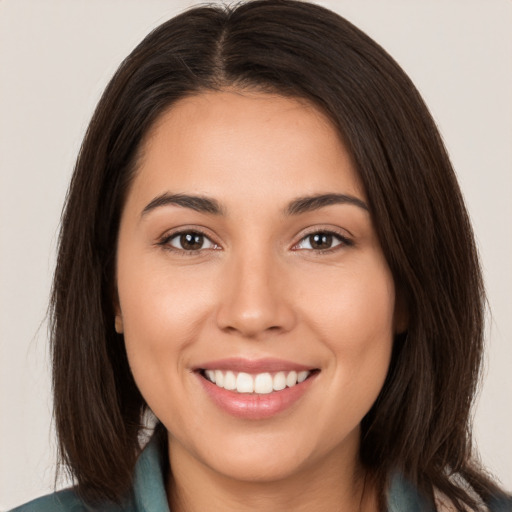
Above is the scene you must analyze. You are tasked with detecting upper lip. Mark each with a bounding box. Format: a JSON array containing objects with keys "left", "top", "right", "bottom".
[{"left": 194, "top": 358, "right": 317, "bottom": 373}]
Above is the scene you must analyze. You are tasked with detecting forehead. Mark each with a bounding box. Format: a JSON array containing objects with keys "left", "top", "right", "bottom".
[{"left": 129, "top": 90, "right": 364, "bottom": 210}]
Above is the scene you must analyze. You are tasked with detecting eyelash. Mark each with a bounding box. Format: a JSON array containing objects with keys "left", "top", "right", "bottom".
[
  {"left": 292, "top": 229, "right": 354, "bottom": 253},
  {"left": 157, "top": 229, "right": 219, "bottom": 255},
  {"left": 157, "top": 228, "right": 353, "bottom": 255}
]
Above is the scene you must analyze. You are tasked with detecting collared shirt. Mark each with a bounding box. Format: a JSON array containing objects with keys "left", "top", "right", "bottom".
[{"left": 9, "top": 436, "right": 511, "bottom": 512}]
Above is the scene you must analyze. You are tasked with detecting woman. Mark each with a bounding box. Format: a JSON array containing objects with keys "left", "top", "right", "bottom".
[{"left": 9, "top": 1, "right": 511, "bottom": 511}]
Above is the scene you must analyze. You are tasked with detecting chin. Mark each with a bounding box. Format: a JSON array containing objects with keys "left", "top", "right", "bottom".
[
  {"left": 204, "top": 448, "right": 314, "bottom": 484},
  {"left": 167, "top": 420, "right": 359, "bottom": 485}
]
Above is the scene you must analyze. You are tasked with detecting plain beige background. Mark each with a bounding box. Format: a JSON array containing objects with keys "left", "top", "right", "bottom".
[{"left": 1, "top": 0, "right": 511, "bottom": 509}]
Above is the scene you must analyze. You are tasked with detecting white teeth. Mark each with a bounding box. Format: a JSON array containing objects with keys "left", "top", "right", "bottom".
[
  {"left": 254, "top": 373, "right": 273, "bottom": 394},
  {"left": 297, "top": 371, "right": 309, "bottom": 383},
  {"left": 286, "top": 371, "right": 297, "bottom": 387},
  {"left": 204, "top": 369, "right": 313, "bottom": 394},
  {"left": 236, "top": 372, "right": 254, "bottom": 393},
  {"left": 214, "top": 370, "right": 224, "bottom": 387},
  {"left": 223, "top": 371, "right": 236, "bottom": 390},
  {"left": 273, "top": 371, "right": 287, "bottom": 391}
]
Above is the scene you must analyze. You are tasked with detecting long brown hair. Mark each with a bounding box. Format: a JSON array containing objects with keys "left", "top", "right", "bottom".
[{"left": 51, "top": 1, "right": 509, "bottom": 509}]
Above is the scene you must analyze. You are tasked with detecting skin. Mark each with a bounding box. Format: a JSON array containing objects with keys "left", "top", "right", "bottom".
[{"left": 115, "top": 90, "right": 403, "bottom": 511}]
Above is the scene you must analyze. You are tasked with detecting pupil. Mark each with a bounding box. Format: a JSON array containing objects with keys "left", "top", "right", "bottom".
[
  {"left": 181, "top": 233, "right": 203, "bottom": 250},
  {"left": 311, "top": 233, "right": 332, "bottom": 249}
]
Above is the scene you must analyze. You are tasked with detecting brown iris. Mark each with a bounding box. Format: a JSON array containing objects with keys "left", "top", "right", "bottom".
[
  {"left": 180, "top": 232, "right": 204, "bottom": 250},
  {"left": 309, "top": 233, "right": 333, "bottom": 250}
]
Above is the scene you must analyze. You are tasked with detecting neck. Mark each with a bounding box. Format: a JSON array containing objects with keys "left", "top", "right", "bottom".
[{"left": 166, "top": 435, "right": 379, "bottom": 512}]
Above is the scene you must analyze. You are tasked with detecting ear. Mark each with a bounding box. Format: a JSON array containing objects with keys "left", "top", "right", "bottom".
[
  {"left": 115, "top": 313, "right": 124, "bottom": 334},
  {"left": 113, "top": 288, "right": 124, "bottom": 334}
]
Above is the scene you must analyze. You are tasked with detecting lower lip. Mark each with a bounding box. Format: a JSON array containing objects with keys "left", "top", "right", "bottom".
[{"left": 196, "top": 372, "right": 318, "bottom": 420}]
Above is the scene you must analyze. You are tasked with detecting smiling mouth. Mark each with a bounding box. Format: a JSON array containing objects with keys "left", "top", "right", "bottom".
[{"left": 198, "top": 369, "right": 319, "bottom": 395}]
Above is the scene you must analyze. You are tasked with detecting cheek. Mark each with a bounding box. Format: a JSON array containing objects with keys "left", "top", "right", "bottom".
[
  {"left": 299, "top": 258, "right": 395, "bottom": 404},
  {"left": 302, "top": 260, "right": 396, "bottom": 347},
  {"left": 116, "top": 253, "right": 217, "bottom": 390},
  {"left": 119, "top": 244, "right": 214, "bottom": 328}
]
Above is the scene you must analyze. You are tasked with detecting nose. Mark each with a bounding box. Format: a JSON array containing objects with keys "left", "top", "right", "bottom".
[{"left": 215, "top": 250, "right": 296, "bottom": 339}]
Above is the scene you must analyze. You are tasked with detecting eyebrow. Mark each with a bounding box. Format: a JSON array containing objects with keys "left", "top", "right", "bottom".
[
  {"left": 141, "top": 193, "right": 224, "bottom": 217},
  {"left": 285, "top": 193, "right": 369, "bottom": 215},
  {"left": 141, "top": 192, "right": 368, "bottom": 218}
]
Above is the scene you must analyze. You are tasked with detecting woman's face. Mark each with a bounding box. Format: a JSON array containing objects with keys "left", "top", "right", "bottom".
[{"left": 116, "top": 91, "right": 400, "bottom": 483}]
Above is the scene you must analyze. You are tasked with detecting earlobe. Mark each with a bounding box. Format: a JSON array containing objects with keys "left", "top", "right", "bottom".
[
  {"left": 115, "top": 314, "right": 124, "bottom": 334},
  {"left": 113, "top": 286, "right": 124, "bottom": 333}
]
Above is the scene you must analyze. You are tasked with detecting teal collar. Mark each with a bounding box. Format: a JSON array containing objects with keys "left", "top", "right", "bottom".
[
  {"left": 131, "top": 435, "right": 170, "bottom": 512},
  {"left": 387, "top": 472, "right": 436, "bottom": 512}
]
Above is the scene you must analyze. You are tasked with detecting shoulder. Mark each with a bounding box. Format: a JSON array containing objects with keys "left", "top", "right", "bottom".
[
  {"left": 487, "top": 495, "right": 512, "bottom": 512},
  {"left": 388, "top": 472, "right": 512, "bottom": 512},
  {"left": 9, "top": 431, "right": 167, "bottom": 512},
  {"left": 8, "top": 488, "right": 131, "bottom": 512},
  {"left": 8, "top": 489, "right": 86, "bottom": 512}
]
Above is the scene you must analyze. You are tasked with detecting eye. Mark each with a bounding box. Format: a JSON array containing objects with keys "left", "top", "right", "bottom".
[
  {"left": 162, "top": 231, "right": 218, "bottom": 252},
  {"left": 294, "top": 231, "right": 351, "bottom": 251}
]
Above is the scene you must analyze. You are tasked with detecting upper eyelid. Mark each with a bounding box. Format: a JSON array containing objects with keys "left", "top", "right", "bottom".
[
  {"left": 294, "top": 226, "right": 353, "bottom": 242},
  {"left": 291, "top": 228, "right": 354, "bottom": 251},
  {"left": 160, "top": 226, "right": 217, "bottom": 241},
  {"left": 300, "top": 230, "right": 346, "bottom": 240},
  {"left": 157, "top": 227, "right": 220, "bottom": 250}
]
